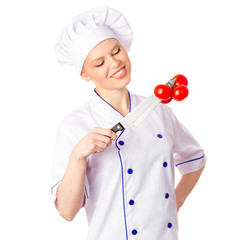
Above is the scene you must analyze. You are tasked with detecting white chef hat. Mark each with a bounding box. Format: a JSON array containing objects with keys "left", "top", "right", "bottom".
[{"left": 55, "top": 6, "right": 133, "bottom": 73}]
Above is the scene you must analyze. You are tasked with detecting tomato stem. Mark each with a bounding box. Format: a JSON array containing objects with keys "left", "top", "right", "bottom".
[{"left": 166, "top": 77, "right": 176, "bottom": 88}]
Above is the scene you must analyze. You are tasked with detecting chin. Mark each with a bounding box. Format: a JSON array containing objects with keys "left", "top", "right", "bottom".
[{"left": 121, "top": 75, "right": 131, "bottom": 88}]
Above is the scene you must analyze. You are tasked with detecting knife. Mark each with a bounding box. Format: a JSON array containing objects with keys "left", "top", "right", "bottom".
[{"left": 111, "top": 78, "right": 176, "bottom": 133}]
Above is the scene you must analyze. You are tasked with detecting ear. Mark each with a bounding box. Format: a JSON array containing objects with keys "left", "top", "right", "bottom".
[{"left": 80, "top": 70, "right": 91, "bottom": 82}]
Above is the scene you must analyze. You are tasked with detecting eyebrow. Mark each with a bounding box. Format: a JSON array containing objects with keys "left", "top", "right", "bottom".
[{"left": 90, "top": 42, "right": 120, "bottom": 64}]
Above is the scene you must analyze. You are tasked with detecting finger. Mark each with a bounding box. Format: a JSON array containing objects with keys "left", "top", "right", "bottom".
[
  {"left": 110, "top": 131, "right": 117, "bottom": 141},
  {"left": 91, "top": 127, "right": 117, "bottom": 140},
  {"left": 89, "top": 141, "right": 108, "bottom": 154},
  {"left": 88, "top": 143, "right": 104, "bottom": 154},
  {"left": 95, "top": 141, "right": 108, "bottom": 150},
  {"left": 88, "top": 131, "right": 112, "bottom": 146}
]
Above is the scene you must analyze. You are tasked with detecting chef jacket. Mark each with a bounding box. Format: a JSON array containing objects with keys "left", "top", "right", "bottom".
[{"left": 51, "top": 90, "right": 206, "bottom": 240}]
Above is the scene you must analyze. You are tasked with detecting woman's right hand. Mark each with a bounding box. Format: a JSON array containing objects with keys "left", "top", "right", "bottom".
[{"left": 70, "top": 127, "right": 117, "bottom": 161}]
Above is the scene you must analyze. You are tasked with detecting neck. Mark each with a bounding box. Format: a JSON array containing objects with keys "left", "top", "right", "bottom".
[{"left": 95, "top": 88, "right": 130, "bottom": 117}]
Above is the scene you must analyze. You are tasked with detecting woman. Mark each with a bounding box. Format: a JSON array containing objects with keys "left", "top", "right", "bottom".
[{"left": 51, "top": 6, "right": 206, "bottom": 240}]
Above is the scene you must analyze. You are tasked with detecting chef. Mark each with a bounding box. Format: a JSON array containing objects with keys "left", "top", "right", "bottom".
[{"left": 51, "top": 6, "right": 206, "bottom": 240}]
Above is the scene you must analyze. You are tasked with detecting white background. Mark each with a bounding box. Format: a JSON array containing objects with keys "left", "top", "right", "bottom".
[{"left": 1, "top": 0, "right": 240, "bottom": 239}]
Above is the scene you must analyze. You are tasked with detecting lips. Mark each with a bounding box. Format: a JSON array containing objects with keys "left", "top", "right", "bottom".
[{"left": 110, "top": 66, "right": 126, "bottom": 79}]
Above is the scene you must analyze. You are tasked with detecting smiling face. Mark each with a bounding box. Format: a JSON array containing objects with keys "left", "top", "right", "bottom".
[{"left": 80, "top": 38, "right": 131, "bottom": 93}]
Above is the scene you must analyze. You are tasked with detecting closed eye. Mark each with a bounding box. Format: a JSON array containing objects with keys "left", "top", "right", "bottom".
[
  {"left": 113, "top": 48, "right": 120, "bottom": 55},
  {"left": 95, "top": 47, "right": 120, "bottom": 67},
  {"left": 96, "top": 61, "right": 104, "bottom": 67}
]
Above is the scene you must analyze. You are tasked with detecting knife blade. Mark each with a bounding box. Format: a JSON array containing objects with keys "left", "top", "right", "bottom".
[{"left": 111, "top": 78, "right": 176, "bottom": 133}]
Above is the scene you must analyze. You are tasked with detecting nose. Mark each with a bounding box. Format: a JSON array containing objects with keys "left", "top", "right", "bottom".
[{"left": 109, "top": 55, "right": 120, "bottom": 68}]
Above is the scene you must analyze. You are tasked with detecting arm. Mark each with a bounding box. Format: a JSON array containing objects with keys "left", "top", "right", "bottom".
[
  {"left": 175, "top": 165, "right": 205, "bottom": 211},
  {"left": 56, "top": 127, "right": 117, "bottom": 221},
  {"left": 56, "top": 156, "right": 87, "bottom": 221}
]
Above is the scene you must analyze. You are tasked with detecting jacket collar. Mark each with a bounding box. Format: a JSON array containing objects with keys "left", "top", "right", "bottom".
[{"left": 89, "top": 89, "right": 133, "bottom": 123}]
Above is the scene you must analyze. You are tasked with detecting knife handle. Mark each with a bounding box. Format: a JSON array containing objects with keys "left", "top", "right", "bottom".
[{"left": 111, "top": 122, "right": 125, "bottom": 133}]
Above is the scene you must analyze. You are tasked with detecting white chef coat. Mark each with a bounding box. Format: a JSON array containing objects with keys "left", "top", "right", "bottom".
[{"left": 51, "top": 90, "right": 206, "bottom": 240}]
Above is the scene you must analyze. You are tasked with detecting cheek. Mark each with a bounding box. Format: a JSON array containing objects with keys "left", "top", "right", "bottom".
[
  {"left": 88, "top": 66, "right": 106, "bottom": 76},
  {"left": 122, "top": 52, "right": 131, "bottom": 68},
  {"left": 90, "top": 67, "right": 109, "bottom": 84},
  {"left": 121, "top": 48, "right": 130, "bottom": 59},
  {"left": 99, "top": 67, "right": 108, "bottom": 74},
  {"left": 95, "top": 68, "right": 108, "bottom": 80},
  {"left": 123, "top": 54, "right": 131, "bottom": 69}
]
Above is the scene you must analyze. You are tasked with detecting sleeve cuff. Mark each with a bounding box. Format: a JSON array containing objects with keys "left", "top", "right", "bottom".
[
  {"left": 175, "top": 155, "right": 206, "bottom": 175},
  {"left": 51, "top": 180, "right": 62, "bottom": 209},
  {"left": 51, "top": 176, "right": 90, "bottom": 209},
  {"left": 84, "top": 175, "right": 90, "bottom": 201}
]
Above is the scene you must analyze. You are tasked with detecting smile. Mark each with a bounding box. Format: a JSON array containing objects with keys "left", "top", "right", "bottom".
[{"left": 110, "top": 66, "right": 126, "bottom": 79}]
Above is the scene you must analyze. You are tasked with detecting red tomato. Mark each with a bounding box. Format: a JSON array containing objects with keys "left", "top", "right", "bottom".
[
  {"left": 174, "top": 74, "right": 188, "bottom": 87},
  {"left": 172, "top": 85, "right": 189, "bottom": 101},
  {"left": 154, "top": 84, "right": 172, "bottom": 100},
  {"left": 161, "top": 96, "right": 173, "bottom": 104}
]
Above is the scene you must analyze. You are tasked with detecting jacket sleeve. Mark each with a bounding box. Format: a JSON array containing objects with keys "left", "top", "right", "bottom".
[
  {"left": 170, "top": 110, "right": 206, "bottom": 175},
  {"left": 50, "top": 121, "right": 90, "bottom": 208}
]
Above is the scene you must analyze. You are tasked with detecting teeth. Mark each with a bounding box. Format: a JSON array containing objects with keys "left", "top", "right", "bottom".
[{"left": 112, "top": 68, "right": 124, "bottom": 77}]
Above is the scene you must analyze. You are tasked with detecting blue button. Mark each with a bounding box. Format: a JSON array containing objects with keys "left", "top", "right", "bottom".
[
  {"left": 129, "top": 200, "right": 135, "bottom": 205},
  {"left": 168, "top": 223, "right": 173, "bottom": 228},
  {"left": 119, "top": 140, "right": 125, "bottom": 146},
  {"left": 165, "top": 193, "right": 170, "bottom": 199},
  {"left": 132, "top": 229, "right": 138, "bottom": 235},
  {"left": 157, "top": 134, "right": 163, "bottom": 138},
  {"left": 163, "top": 162, "right": 168, "bottom": 167},
  {"left": 128, "top": 169, "right": 133, "bottom": 174}
]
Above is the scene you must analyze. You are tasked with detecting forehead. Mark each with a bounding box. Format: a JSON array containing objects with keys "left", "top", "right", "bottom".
[{"left": 86, "top": 38, "right": 120, "bottom": 61}]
